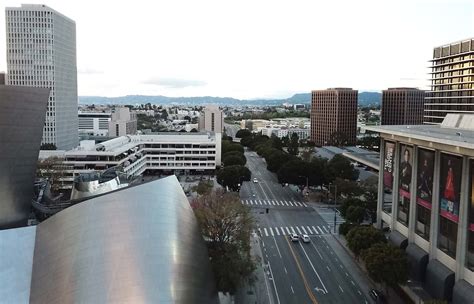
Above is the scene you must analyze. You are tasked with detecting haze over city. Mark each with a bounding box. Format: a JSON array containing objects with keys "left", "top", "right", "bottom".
[{"left": 1, "top": 0, "right": 473, "bottom": 99}]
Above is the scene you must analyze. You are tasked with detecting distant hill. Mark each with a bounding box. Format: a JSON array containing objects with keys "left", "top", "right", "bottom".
[{"left": 79, "top": 91, "right": 381, "bottom": 107}]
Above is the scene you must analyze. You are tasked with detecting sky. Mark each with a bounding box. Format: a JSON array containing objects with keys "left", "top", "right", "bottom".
[{"left": 0, "top": 0, "right": 473, "bottom": 99}]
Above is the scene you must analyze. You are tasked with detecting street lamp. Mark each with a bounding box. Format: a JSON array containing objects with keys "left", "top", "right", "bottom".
[{"left": 328, "top": 183, "right": 337, "bottom": 233}]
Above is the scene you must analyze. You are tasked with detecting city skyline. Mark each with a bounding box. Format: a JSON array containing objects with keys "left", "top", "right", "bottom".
[{"left": 1, "top": 0, "right": 473, "bottom": 99}]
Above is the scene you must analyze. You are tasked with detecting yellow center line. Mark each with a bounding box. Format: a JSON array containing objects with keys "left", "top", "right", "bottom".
[{"left": 284, "top": 237, "right": 319, "bottom": 304}]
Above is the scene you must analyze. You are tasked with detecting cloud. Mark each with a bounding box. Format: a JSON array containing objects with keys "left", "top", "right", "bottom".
[
  {"left": 142, "top": 77, "right": 207, "bottom": 88},
  {"left": 78, "top": 68, "right": 104, "bottom": 74}
]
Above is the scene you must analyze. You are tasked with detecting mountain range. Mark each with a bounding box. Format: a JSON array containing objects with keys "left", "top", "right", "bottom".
[{"left": 79, "top": 91, "right": 381, "bottom": 107}]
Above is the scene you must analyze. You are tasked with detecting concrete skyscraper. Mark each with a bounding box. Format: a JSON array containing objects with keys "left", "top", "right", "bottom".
[
  {"left": 5, "top": 4, "right": 78, "bottom": 150},
  {"left": 310, "top": 88, "right": 358, "bottom": 146},
  {"left": 199, "top": 105, "right": 223, "bottom": 133},
  {"left": 425, "top": 38, "right": 474, "bottom": 125},
  {"left": 381, "top": 88, "right": 426, "bottom": 125}
]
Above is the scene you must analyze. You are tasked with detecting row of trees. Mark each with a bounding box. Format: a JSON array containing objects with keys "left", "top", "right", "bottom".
[
  {"left": 238, "top": 132, "right": 359, "bottom": 189},
  {"left": 345, "top": 226, "right": 408, "bottom": 295},
  {"left": 216, "top": 140, "right": 251, "bottom": 191}
]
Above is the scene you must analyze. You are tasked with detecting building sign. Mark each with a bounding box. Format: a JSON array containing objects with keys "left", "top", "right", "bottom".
[
  {"left": 439, "top": 153, "right": 462, "bottom": 223},
  {"left": 383, "top": 141, "right": 395, "bottom": 189},
  {"left": 416, "top": 149, "right": 434, "bottom": 209},
  {"left": 399, "top": 145, "right": 413, "bottom": 198}
]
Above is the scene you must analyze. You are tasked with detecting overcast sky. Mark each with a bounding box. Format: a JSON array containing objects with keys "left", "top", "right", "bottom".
[{"left": 1, "top": 0, "right": 473, "bottom": 99}]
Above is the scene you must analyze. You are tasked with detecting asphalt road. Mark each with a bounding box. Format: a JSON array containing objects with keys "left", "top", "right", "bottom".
[{"left": 241, "top": 150, "right": 372, "bottom": 304}]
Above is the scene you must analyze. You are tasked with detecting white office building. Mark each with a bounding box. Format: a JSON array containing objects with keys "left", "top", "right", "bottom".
[
  {"left": 78, "top": 112, "right": 111, "bottom": 136},
  {"left": 6, "top": 4, "right": 78, "bottom": 150},
  {"left": 39, "top": 132, "right": 222, "bottom": 189}
]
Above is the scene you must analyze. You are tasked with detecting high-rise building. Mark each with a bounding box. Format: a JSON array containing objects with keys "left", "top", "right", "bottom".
[
  {"left": 199, "top": 105, "right": 223, "bottom": 133},
  {"left": 5, "top": 4, "right": 78, "bottom": 150},
  {"left": 425, "top": 38, "right": 474, "bottom": 125},
  {"left": 381, "top": 88, "right": 426, "bottom": 125},
  {"left": 108, "top": 107, "right": 137, "bottom": 137},
  {"left": 310, "top": 88, "right": 358, "bottom": 146}
]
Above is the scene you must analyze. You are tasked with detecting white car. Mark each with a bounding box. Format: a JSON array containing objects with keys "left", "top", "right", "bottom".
[
  {"left": 253, "top": 178, "right": 258, "bottom": 183},
  {"left": 290, "top": 233, "right": 299, "bottom": 242},
  {"left": 301, "top": 234, "right": 310, "bottom": 243}
]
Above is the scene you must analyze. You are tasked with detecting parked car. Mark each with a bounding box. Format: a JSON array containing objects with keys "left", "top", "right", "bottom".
[
  {"left": 253, "top": 178, "right": 258, "bottom": 183},
  {"left": 369, "top": 289, "right": 385, "bottom": 303},
  {"left": 300, "top": 234, "right": 310, "bottom": 243},
  {"left": 290, "top": 233, "right": 299, "bottom": 242}
]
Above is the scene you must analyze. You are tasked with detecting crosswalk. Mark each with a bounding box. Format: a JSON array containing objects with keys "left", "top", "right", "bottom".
[
  {"left": 241, "top": 199, "right": 308, "bottom": 208},
  {"left": 256, "top": 225, "right": 333, "bottom": 237}
]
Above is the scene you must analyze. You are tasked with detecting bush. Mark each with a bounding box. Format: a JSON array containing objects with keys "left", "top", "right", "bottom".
[{"left": 346, "top": 226, "right": 386, "bottom": 257}]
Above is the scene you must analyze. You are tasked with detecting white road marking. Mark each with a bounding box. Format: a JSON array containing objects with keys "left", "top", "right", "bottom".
[
  {"left": 312, "top": 226, "right": 319, "bottom": 234},
  {"left": 258, "top": 228, "right": 262, "bottom": 235},
  {"left": 318, "top": 226, "right": 325, "bottom": 234},
  {"left": 288, "top": 201, "right": 294, "bottom": 206},
  {"left": 284, "top": 267, "right": 287, "bottom": 274},
  {"left": 272, "top": 235, "right": 282, "bottom": 258},
  {"left": 263, "top": 200, "right": 268, "bottom": 205},
  {"left": 339, "top": 285, "right": 344, "bottom": 293},
  {"left": 298, "top": 242, "right": 328, "bottom": 293},
  {"left": 264, "top": 228, "right": 268, "bottom": 237},
  {"left": 290, "top": 227, "right": 296, "bottom": 234},
  {"left": 250, "top": 200, "right": 254, "bottom": 205},
  {"left": 286, "top": 227, "right": 291, "bottom": 234},
  {"left": 345, "top": 272, "right": 349, "bottom": 277},
  {"left": 306, "top": 226, "right": 313, "bottom": 234},
  {"left": 326, "top": 266, "right": 331, "bottom": 272},
  {"left": 295, "top": 227, "right": 302, "bottom": 234},
  {"left": 296, "top": 202, "right": 303, "bottom": 207},
  {"left": 301, "top": 226, "right": 308, "bottom": 234},
  {"left": 291, "top": 286, "right": 294, "bottom": 294},
  {"left": 323, "top": 226, "right": 329, "bottom": 233},
  {"left": 351, "top": 280, "right": 355, "bottom": 286},
  {"left": 358, "top": 290, "right": 362, "bottom": 295},
  {"left": 280, "top": 227, "right": 285, "bottom": 235},
  {"left": 269, "top": 227, "right": 274, "bottom": 236},
  {"left": 303, "top": 202, "right": 308, "bottom": 207},
  {"left": 275, "top": 227, "right": 280, "bottom": 236},
  {"left": 310, "top": 241, "right": 324, "bottom": 259}
]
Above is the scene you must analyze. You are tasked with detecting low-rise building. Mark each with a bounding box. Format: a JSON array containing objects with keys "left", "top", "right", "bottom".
[
  {"left": 367, "top": 114, "right": 474, "bottom": 302},
  {"left": 39, "top": 132, "right": 221, "bottom": 189},
  {"left": 78, "top": 112, "right": 111, "bottom": 136}
]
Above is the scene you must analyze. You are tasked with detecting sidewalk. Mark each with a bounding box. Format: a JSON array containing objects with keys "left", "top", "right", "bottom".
[{"left": 234, "top": 234, "right": 273, "bottom": 304}]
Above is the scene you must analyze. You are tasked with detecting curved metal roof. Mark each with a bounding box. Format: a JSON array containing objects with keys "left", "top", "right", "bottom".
[{"left": 23, "top": 176, "right": 217, "bottom": 303}]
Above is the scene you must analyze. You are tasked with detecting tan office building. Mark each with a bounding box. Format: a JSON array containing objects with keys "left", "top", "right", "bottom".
[
  {"left": 381, "top": 88, "right": 425, "bottom": 125},
  {"left": 310, "top": 88, "right": 357, "bottom": 146},
  {"left": 425, "top": 38, "right": 474, "bottom": 125}
]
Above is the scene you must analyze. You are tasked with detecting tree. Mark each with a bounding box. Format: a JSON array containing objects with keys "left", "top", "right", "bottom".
[
  {"left": 339, "top": 222, "right": 357, "bottom": 236},
  {"left": 340, "top": 198, "right": 365, "bottom": 218},
  {"left": 346, "top": 206, "right": 366, "bottom": 224},
  {"left": 281, "top": 135, "right": 290, "bottom": 147},
  {"left": 222, "top": 140, "right": 244, "bottom": 154},
  {"left": 270, "top": 135, "right": 283, "bottom": 150},
  {"left": 179, "top": 129, "right": 187, "bottom": 132},
  {"left": 161, "top": 109, "right": 168, "bottom": 120},
  {"left": 334, "top": 178, "right": 363, "bottom": 198},
  {"left": 266, "top": 150, "right": 293, "bottom": 172},
  {"left": 361, "top": 243, "right": 408, "bottom": 294},
  {"left": 346, "top": 226, "right": 386, "bottom": 257},
  {"left": 277, "top": 159, "right": 307, "bottom": 185},
  {"left": 223, "top": 155, "right": 246, "bottom": 167},
  {"left": 40, "top": 143, "right": 57, "bottom": 150},
  {"left": 192, "top": 180, "right": 213, "bottom": 196},
  {"left": 216, "top": 165, "right": 251, "bottom": 191},
  {"left": 300, "top": 148, "right": 313, "bottom": 162},
  {"left": 183, "top": 115, "right": 191, "bottom": 122},
  {"left": 327, "top": 154, "right": 359, "bottom": 182},
  {"left": 287, "top": 133, "right": 299, "bottom": 156},
  {"left": 223, "top": 151, "right": 246, "bottom": 165},
  {"left": 330, "top": 130, "right": 350, "bottom": 147},
  {"left": 235, "top": 129, "right": 252, "bottom": 138},
  {"left": 192, "top": 190, "right": 255, "bottom": 293}
]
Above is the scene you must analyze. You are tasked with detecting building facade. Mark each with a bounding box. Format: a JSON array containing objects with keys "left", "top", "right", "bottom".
[
  {"left": 40, "top": 133, "right": 222, "bottom": 189},
  {"left": 271, "top": 128, "right": 309, "bottom": 140},
  {"left": 199, "top": 105, "right": 223, "bottom": 133},
  {"left": 367, "top": 114, "right": 474, "bottom": 302},
  {"left": 381, "top": 88, "right": 426, "bottom": 125},
  {"left": 310, "top": 88, "right": 358, "bottom": 146},
  {"left": 78, "top": 112, "right": 111, "bottom": 136},
  {"left": 108, "top": 107, "right": 137, "bottom": 137},
  {"left": 0, "top": 86, "right": 49, "bottom": 229},
  {"left": 425, "top": 38, "right": 474, "bottom": 125},
  {"left": 5, "top": 4, "right": 78, "bottom": 149}
]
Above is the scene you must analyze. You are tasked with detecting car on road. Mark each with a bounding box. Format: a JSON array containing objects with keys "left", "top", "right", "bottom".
[
  {"left": 369, "top": 289, "right": 385, "bottom": 303},
  {"left": 300, "top": 234, "right": 310, "bottom": 243},
  {"left": 290, "top": 233, "right": 299, "bottom": 242},
  {"left": 253, "top": 178, "right": 258, "bottom": 183}
]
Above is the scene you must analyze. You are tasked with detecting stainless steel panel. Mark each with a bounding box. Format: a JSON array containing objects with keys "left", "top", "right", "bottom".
[
  {"left": 0, "top": 86, "right": 49, "bottom": 229},
  {"left": 30, "top": 176, "right": 217, "bottom": 303}
]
